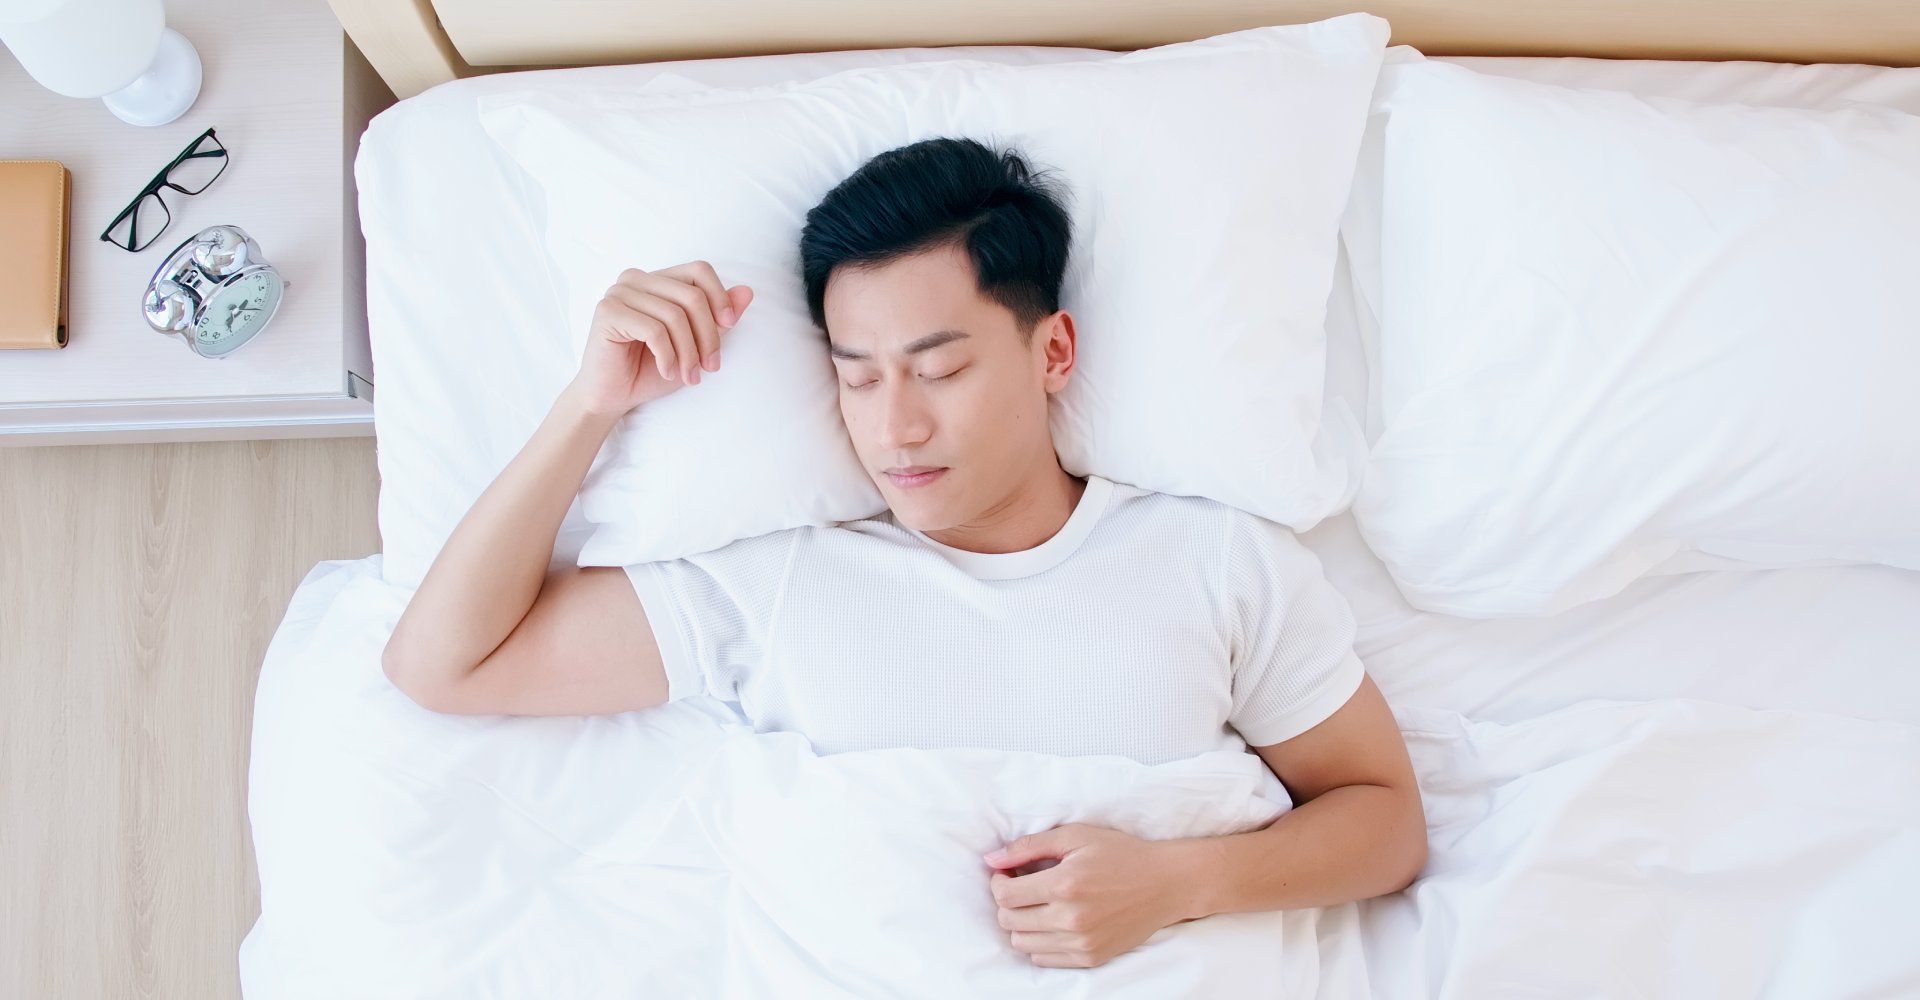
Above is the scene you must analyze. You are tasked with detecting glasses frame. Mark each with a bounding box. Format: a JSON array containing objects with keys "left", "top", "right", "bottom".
[{"left": 99, "top": 127, "right": 229, "bottom": 253}]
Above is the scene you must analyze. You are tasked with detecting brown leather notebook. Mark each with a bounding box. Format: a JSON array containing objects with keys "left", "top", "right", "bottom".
[{"left": 0, "top": 160, "right": 73, "bottom": 350}]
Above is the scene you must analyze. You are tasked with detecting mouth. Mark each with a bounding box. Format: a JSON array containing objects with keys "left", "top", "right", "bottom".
[{"left": 883, "top": 466, "right": 948, "bottom": 490}]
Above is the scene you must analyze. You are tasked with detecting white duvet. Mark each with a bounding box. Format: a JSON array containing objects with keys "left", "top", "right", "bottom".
[{"left": 240, "top": 557, "right": 1920, "bottom": 999}]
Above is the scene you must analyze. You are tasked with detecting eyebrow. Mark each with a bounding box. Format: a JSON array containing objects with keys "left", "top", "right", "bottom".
[{"left": 829, "top": 329, "right": 970, "bottom": 362}]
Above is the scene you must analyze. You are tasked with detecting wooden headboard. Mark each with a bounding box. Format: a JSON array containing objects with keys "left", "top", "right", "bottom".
[{"left": 330, "top": 0, "right": 1920, "bottom": 101}]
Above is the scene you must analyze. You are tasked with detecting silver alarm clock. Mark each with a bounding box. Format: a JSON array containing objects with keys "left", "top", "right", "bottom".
[{"left": 143, "top": 225, "right": 288, "bottom": 359}]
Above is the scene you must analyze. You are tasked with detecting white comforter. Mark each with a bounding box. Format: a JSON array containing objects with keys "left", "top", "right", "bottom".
[{"left": 240, "top": 557, "right": 1920, "bottom": 999}]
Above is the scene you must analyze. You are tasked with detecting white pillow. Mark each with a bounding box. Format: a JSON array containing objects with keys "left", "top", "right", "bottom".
[
  {"left": 357, "top": 45, "right": 1125, "bottom": 592},
  {"left": 479, "top": 15, "right": 1386, "bottom": 567},
  {"left": 1349, "top": 60, "right": 1920, "bottom": 617}
]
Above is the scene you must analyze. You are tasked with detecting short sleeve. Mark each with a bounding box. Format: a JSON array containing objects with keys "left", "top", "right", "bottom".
[
  {"left": 622, "top": 529, "right": 798, "bottom": 705},
  {"left": 1222, "top": 512, "right": 1368, "bottom": 747}
]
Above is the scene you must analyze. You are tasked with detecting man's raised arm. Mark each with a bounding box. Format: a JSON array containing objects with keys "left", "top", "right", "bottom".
[{"left": 381, "top": 262, "right": 753, "bottom": 717}]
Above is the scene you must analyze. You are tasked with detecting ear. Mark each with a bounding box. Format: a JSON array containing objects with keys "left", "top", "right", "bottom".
[{"left": 1037, "top": 310, "right": 1076, "bottom": 394}]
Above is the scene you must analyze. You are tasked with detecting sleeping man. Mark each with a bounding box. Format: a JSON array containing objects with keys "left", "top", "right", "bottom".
[{"left": 382, "top": 136, "right": 1427, "bottom": 969}]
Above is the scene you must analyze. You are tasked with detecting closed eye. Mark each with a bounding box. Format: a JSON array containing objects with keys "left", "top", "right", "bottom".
[{"left": 921, "top": 367, "right": 964, "bottom": 382}]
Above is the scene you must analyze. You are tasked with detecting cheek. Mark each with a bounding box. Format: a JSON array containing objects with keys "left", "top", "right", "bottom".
[
  {"left": 837, "top": 394, "right": 883, "bottom": 455},
  {"left": 992, "top": 367, "right": 1045, "bottom": 423},
  {"left": 834, "top": 392, "right": 859, "bottom": 432},
  {"left": 955, "top": 385, "right": 1017, "bottom": 441}
]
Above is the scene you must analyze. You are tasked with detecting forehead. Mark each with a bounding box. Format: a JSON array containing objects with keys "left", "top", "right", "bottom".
[{"left": 823, "top": 244, "right": 1008, "bottom": 350}]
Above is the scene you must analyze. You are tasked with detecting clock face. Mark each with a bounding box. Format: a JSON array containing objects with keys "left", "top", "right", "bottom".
[{"left": 193, "top": 268, "right": 283, "bottom": 358}]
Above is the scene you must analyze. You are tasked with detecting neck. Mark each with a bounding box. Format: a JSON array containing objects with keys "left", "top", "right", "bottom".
[{"left": 926, "top": 462, "right": 1087, "bottom": 554}]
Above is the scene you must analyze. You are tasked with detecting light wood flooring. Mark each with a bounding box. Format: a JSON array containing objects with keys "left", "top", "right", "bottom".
[{"left": 1, "top": 436, "right": 380, "bottom": 999}]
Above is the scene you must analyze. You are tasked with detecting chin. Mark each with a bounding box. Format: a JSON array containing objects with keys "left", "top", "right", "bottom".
[
  {"left": 884, "top": 496, "right": 944, "bottom": 533},
  {"left": 876, "top": 485, "right": 953, "bottom": 533}
]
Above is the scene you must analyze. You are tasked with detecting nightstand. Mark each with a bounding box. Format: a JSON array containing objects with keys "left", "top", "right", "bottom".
[{"left": 0, "top": 0, "right": 393, "bottom": 444}]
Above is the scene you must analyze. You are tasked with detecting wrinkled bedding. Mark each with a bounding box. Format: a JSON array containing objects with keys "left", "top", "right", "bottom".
[{"left": 240, "top": 556, "right": 1920, "bottom": 998}]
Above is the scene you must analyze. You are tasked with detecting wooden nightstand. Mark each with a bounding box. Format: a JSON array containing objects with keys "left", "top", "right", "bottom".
[{"left": 0, "top": 0, "right": 393, "bottom": 445}]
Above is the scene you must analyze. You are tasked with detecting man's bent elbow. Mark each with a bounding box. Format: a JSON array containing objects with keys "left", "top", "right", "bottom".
[{"left": 382, "top": 638, "right": 465, "bottom": 714}]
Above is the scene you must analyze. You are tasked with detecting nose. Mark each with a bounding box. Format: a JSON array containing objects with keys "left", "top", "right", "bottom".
[{"left": 875, "top": 380, "right": 933, "bottom": 452}]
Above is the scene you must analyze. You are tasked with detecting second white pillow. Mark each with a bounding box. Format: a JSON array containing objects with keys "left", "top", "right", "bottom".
[{"left": 1351, "top": 61, "right": 1920, "bottom": 616}]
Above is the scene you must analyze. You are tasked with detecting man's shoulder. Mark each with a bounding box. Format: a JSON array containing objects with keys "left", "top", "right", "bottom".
[
  {"left": 679, "top": 507, "right": 956, "bottom": 575},
  {"left": 1104, "top": 481, "right": 1309, "bottom": 560},
  {"left": 1104, "top": 478, "right": 1242, "bottom": 532},
  {"left": 716, "top": 512, "right": 918, "bottom": 559},
  {"left": 678, "top": 523, "right": 808, "bottom": 571}
]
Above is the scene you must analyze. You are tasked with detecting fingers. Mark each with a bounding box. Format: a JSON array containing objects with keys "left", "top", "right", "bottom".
[
  {"left": 607, "top": 264, "right": 752, "bottom": 383},
  {"left": 1008, "top": 931, "right": 1085, "bottom": 954},
  {"left": 660, "top": 260, "right": 736, "bottom": 340},
  {"left": 726, "top": 283, "right": 755, "bottom": 325},
  {"left": 985, "top": 826, "right": 1077, "bottom": 871},
  {"left": 1014, "top": 931, "right": 1107, "bottom": 969},
  {"left": 990, "top": 868, "right": 1070, "bottom": 909},
  {"left": 594, "top": 294, "right": 675, "bottom": 381},
  {"left": 619, "top": 285, "right": 704, "bottom": 385},
  {"left": 636, "top": 272, "right": 720, "bottom": 378},
  {"left": 1010, "top": 930, "right": 1109, "bottom": 968},
  {"left": 995, "top": 904, "right": 1059, "bottom": 933}
]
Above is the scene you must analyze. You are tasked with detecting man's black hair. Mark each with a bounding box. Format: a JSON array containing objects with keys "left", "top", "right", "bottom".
[{"left": 798, "top": 136, "right": 1072, "bottom": 337}]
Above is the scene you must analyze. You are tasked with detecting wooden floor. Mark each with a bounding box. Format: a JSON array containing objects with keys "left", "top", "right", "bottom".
[{"left": 0, "top": 436, "right": 380, "bottom": 1000}]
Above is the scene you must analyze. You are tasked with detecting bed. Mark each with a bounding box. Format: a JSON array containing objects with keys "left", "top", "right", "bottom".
[{"left": 242, "top": 2, "right": 1920, "bottom": 997}]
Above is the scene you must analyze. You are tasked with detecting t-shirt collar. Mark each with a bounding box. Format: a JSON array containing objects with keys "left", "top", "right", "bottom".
[{"left": 906, "top": 475, "right": 1115, "bottom": 580}]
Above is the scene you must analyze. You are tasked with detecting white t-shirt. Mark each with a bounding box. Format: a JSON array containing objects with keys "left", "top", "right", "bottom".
[{"left": 623, "top": 475, "right": 1365, "bottom": 765}]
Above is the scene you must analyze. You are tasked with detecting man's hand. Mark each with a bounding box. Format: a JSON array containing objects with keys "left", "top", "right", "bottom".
[
  {"left": 983, "top": 824, "right": 1199, "bottom": 969},
  {"left": 565, "top": 261, "right": 755, "bottom": 418}
]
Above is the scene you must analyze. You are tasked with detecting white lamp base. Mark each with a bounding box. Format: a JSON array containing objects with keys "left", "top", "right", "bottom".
[{"left": 101, "top": 28, "right": 201, "bottom": 127}]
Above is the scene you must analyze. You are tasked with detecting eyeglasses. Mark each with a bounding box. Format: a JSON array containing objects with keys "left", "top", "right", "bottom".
[{"left": 100, "top": 127, "right": 229, "bottom": 252}]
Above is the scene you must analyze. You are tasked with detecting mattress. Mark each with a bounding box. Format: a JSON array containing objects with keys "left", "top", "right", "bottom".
[{"left": 242, "top": 49, "right": 1920, "bottom": 999}]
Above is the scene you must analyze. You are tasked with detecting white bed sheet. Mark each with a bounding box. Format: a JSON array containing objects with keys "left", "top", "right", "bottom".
[
  {"left": 250, "top": 49, "right": 1920, "bottom": 998},
  {"left": 1306, "top": 512, "right": 1920, "bottom": 729}
]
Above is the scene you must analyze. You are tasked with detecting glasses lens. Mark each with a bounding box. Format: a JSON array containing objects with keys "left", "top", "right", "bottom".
[
  {"left": 166, "top": 141, "right": 227, "bottom": 195},
  {"left": 104, "top": 190, "right": 171, "bottom": 252}
]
